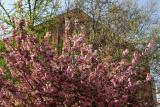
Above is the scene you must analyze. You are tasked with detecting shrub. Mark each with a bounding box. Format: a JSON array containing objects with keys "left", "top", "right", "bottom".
[{"left": 0, "top": 21, "right": 153, "bottom": 107}]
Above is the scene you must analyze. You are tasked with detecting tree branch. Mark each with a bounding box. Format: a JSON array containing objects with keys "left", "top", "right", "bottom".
[
  {"left": 0, "top": 2, "right": 13, "bottom": 26},
  {"left": 32, "top": 0, "right": 38, "bottom": 26},
  {"left": 27, "top": 0, "right": 32, "bottom": 21}
]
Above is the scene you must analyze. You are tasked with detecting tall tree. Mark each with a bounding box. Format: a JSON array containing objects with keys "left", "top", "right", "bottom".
[{"left": 0, "top": 0, "right": 60, "bottom": 30}]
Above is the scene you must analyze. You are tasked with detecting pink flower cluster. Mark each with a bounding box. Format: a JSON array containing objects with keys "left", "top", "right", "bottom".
[{"left": 0, "top": 28, "right": 153, "bottom": 106}]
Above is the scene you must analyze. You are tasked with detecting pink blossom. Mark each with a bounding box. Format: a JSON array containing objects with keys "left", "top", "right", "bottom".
[
  {"left": 111, "top": 79, "right": 117, "bottom": 87},
  {"left": 135, "top": 80, "right": 141, "bottom": 86},
  {"left": 122, "top": 49, "right": 129, "bottom": 56},
  {"left": 93, "top": 50, "right": 98, "bottom": 57},
  {"left": 128, "top": 78, "right": 132, "bottom": 87},
  {"left": 131, "top": 58, "right": 137, "bottom": 65},
  {"left": 44, "top": 32, "right": 51, "bottom": 39},
  {"left": 133, "top": 51, "right": 140, "bottom": 60},
  {"left": 73, "top": 36, "right": 84, "bottom": 47},
  {"left": 147, "top": 42, "right": 152, "bottom": 49},
  {"left": 141, "top": 52, "right": 145, "bottom": 56},
  {"left": 0, "top": 68, "right": 4, "bottom": 75},
  {"left": 117, "top": 75, "right": 125, "bottom": 83},
  {"left": 146, "top": 73, "right": 152, "bottom": 81},
  {"left": 145, "top": 42, "right": 152, "bottom": 52}
]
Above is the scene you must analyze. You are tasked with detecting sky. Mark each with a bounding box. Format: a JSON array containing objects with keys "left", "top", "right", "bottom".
[
  {"left": 2, "top": 0, "right": 160, "bottom": 9},
  {"left": 138, "top": 0, "right": 160, "bottom": 16},
  {"left": 1, "top": 0, "right": 160, "bottom": 23},
  {"left": 2, "top": 0, "right": 160, "bottom": 15}
]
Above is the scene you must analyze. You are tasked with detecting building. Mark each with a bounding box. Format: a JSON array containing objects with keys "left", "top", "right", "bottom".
[{"left": 34, "top": 8, "right": 136, "bottom": 58}]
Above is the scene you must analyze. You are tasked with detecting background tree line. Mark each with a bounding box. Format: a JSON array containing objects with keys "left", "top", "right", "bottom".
[{"left": 0, "top": 0, "right": 159, "bottom": 62}]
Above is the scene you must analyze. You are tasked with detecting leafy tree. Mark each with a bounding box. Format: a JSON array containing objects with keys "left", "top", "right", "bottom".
[
  {"left": 71, "top": 0, "right": 156, "bottom": 46},
  {"left": 0, "top": 0, "right": 59, "bottom": 30}
]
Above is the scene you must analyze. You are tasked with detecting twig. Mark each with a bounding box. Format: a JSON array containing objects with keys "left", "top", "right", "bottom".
[
  {"left": 0, "top": 2, "right": 13, "bottom": 27},
  {"left": 27, "top": 0, "right": 32, "bottom": 21},
  {"left": 32, "top": 0, "right": 38, "bottom": 26}
]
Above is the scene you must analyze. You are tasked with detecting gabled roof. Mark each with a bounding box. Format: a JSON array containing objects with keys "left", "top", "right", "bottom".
[
  {"left": 34, "top": 8, "right": 136, "bottom": 51},
  {"left": 34, "top": 8, "right": 104, "bottom": 33}
]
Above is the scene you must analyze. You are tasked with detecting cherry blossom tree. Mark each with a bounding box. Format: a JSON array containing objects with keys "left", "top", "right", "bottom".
[{"left": 0, "top": 19, "right": 153, "bottom": 106}]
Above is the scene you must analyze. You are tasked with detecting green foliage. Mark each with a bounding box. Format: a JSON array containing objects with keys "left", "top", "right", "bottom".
[
  {"left": 0, "top": 0, "right": 60, "bottom": 32},
  {"left": 38, "top": 53, "right": 45, "bottom": 62},
  {"left": 0, "top": 58, "right": 5, "bottom": 67},
  {"left": 3, "top": 69, "right": 11, "bottom": 79},
  {"left": 0, "top": 41, "right": 6, "bottom": 52}
]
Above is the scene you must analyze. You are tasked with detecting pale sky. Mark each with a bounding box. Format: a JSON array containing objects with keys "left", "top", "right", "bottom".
[
  {"left": 2, "top": 0, "right": 160, "bottom": 14},
  {"left": 1, "top": 0, "right": 160, "bottom": 23}
]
